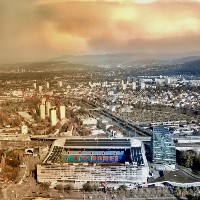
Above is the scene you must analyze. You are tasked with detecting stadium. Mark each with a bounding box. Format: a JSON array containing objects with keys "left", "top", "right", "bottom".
[{"left": 37, "top": 137, "right": 149, "bottom": 189}]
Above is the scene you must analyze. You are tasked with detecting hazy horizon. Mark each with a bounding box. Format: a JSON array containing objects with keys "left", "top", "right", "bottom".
[{"left": 1, "top": 0, "right": 200, "bottom": 64}]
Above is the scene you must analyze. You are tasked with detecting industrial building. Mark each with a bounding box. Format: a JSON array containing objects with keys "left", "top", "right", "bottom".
[
  {"left": 150, "top": 127, "right": 176, "bottom": 170},
  {"left": 37, "top": 137, "right": 150, "bottom": 189}
]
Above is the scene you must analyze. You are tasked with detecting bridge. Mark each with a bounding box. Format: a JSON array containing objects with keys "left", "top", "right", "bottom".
[{"left": 30, "top": 135, "right": 151, "bottom": 142}]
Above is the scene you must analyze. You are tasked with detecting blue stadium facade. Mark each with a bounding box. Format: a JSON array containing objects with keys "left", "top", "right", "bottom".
[{"left": 38, "top": 137, "right": 149, "bottom": 189}]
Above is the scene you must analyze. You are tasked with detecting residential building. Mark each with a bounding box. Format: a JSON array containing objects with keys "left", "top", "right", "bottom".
[
  {"left": 50, "top": 109, "right": 57, "bottom": 126},
  {"left": 40, "top": 104, "right": 46, "bottom": 120},
  {"left": 59, "top": 105, "right": 66, "bottom": 120}
]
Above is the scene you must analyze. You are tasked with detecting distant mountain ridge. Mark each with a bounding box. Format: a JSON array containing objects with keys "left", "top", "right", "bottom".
[
  {"left": 177, "top": 59, "right": 200, "bottom": 75},
  {"left": 51, "top": 53, "right": 200, "bottom": 66},
  {"left": 0, "top": 54, "right": 199, "bottom": 77}
]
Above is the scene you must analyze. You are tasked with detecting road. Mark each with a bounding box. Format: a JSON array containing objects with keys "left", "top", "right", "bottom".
[
  {"left": 21, "top": 191, "right": 176, "bottom": 200},
  {"left": 0, "top": 140, "right": 50, "bottom": 148},
  {"left": 80, "top": 99, "right": 151, "bottom": 137}
]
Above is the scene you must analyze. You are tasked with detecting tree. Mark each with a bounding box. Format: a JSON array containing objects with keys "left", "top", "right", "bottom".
[
  {"left": 81, "top": 128, "right": 91, "bottom": 136},
  {"left": 64, "top": 184, "right": 74, "bottom": 193},
  {"left": 40, "top": 182, "right": 50, "bottom": 191},
  {"left": 174, "top": 187, "right": 182, "bottom": 196},
  {"left": 82, "top": 182, "right": 93, "bottom": 192},
  {"left": 195, "top": 187, "right": 200, "bottom": 195},
  {"left": 54, "top": 184, "right": 64, "bottom": 191},
  {"left": 93, "top": 184, "right": 99, "bottom": 191},
  {"left": 8, "top": 159, "right": 20, "bottom": 168},
  {"left": 182, "top": 188, "right": 188, "bottom": 197},
  {"left": 118, "top": 185, "right": 128, "bottom": 191}
]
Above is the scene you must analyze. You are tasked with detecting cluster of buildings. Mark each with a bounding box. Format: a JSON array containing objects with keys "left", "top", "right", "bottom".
[
  {"left": 0, "top": 75, "right": 199, "bottom": 191},
  {"left": 39, "top": 97, "right": 66, "bottom": 126}
]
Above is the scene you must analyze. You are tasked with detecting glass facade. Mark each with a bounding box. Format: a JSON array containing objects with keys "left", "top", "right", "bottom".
[{"left": 150, "top": 127, "right": 176, "bottom": 165}]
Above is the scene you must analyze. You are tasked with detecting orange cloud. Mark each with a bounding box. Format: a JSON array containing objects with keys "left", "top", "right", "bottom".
[{"left": 0, "top": 0, "right": 200, "bottom": 63}]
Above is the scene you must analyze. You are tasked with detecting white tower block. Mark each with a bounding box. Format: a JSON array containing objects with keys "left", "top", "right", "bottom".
[
  {"left": 132, "top": 82, "right": 136, "bottom": 90},
  {"left": 46, "top": 82, "right": 50, "bottom": 89},
  {"left": 59, "top": 105, "right": 66, "bottom": 120},
  {"left": 46, "top": 101, "right": 51, "bottom": 117},
  {"left": 40, "top": 104, "right": 46, "bottom": 120},
  {"left": 50, "top": 109, "right": 57, "bottom": 126},
  {"left": 39, "top": 86, "right": 43, "bottom": 92}
]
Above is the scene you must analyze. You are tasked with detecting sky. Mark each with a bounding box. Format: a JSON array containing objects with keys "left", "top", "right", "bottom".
[{"left": 0, "top": 0, "right": 200, "bottom": 63}]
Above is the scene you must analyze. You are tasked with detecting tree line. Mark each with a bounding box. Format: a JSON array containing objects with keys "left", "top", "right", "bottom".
[{"left": 177, "top": 150, "right": 200, "bottom": 175}]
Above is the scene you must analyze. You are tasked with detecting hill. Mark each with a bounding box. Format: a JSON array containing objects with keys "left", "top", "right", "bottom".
[{"left": 51, "top": 53, "right": 200, "bottom": 66}]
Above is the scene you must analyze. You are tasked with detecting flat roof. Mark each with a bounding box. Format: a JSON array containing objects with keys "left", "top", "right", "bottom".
[
  {"left": 64, "top": 138, "right": 131, "bottom": 149},
  {"left": 150, "top": 170, "right": 200, "bottom": 183}
]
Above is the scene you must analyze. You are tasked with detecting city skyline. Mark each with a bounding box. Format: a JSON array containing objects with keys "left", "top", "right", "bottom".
[{"left": 0, "top": 0, "right": 200, "bottom": 63}]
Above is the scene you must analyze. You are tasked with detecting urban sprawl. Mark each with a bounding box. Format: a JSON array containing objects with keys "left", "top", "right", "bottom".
[{"left": 0, "top": 74, "right": 200, "bottom": 200}]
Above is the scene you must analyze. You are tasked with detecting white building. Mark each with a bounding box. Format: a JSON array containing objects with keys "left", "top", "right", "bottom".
[
  {"left": 33, "top": 83, "right": 37, "bottom": 89},
  {"left": 132, "top": 82, "right": 136, "bottom": 90},
  {"left": 76, "top": 117, "right": 97, "bottom": 125},
  {"left": 59, "top": 105, "right": 66, "bottom": 120},
  {"left": 58, "top": 81, "right": 63, "bottom": 87},
  {"left": 122, "top": 84, "right": 127, "bottom": 91},
  {"left": 46, "top": 101, "right": 51, "bottom": 117},
  {"left": 46, "top": 82, "right": 50, "bottom": 89},
  {"left": 50, "top": 109, "right": 57, "bottom": 126},
  {"left": 39, "top": 86, "right": 43, "bottom": 92},
  {"left": 165, "top": 77, "right": 171, "bottom": 85},
  {"left": 140, "top": 82, "right": 146, "bottom": 90},
  {"left": 41, "top": 97, "right": 46, "bottom": 105},
  {"left": 139, "top": 78, "right": 144, "bottom": 85},
  {"left": 40, "top": 104, "right": 46, "bottom": 120},
  {"left": 12, "top": 90, "right": 23, "bottom": 97},
  {"left": 21, "top": 124, "right": 28, "bottom": 134}
]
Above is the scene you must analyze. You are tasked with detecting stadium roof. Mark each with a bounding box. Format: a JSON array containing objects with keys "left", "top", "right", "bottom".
[{"left": 64, "top": 138, "right": 132, "bottom": 149}]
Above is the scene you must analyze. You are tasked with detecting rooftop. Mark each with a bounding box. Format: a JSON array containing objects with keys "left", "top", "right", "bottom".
[
  {"left": 150, "top": 170, "right": 200, "bottom": 184},
  {"left": 64, "top": 138, "right": 132, "bottom": 149}
]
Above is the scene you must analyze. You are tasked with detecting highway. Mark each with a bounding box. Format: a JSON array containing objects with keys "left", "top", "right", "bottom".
[
  {"left": 0, "top": 140, "right": 51, "bottom": 148},
  {"left": 81, "top": 99, "right": 152, "bottom": 137}
]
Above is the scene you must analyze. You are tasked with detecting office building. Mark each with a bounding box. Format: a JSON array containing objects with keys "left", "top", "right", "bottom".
[{"left": 150, "top": 127, "right": 176, "bottom": 170}]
